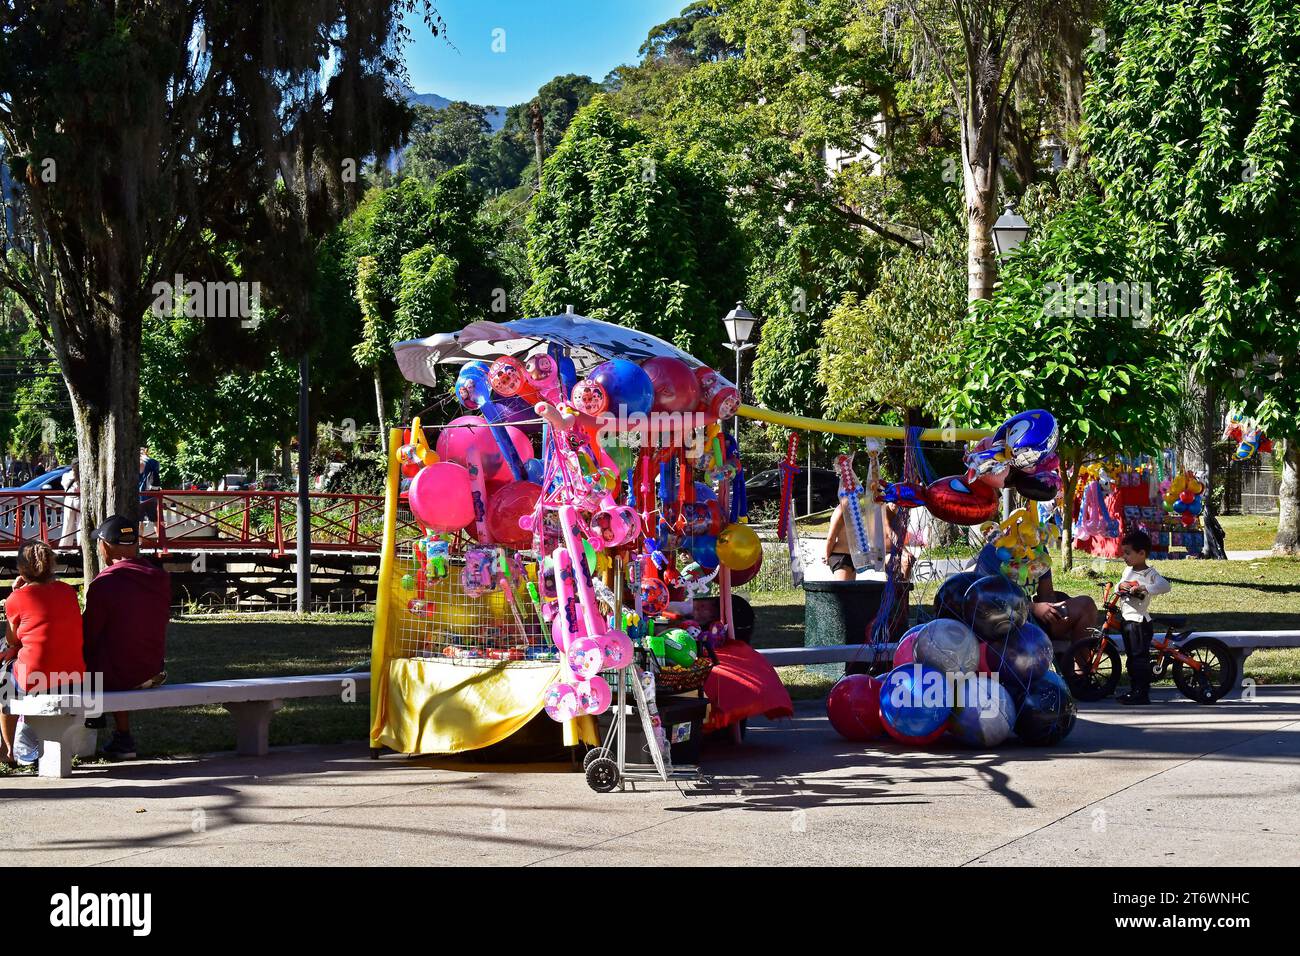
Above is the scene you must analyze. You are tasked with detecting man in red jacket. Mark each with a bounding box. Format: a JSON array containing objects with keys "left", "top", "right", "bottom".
[{"left": 83, "top": 515, "right": 171, "bottom": 760}]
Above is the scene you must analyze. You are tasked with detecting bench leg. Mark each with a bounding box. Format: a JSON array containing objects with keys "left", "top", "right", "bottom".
[
  {"left": 226, "top": 700, "right": 282, "bottom": 756},
  {"left": 23, "top": 714, "right": 86, "bottom": 779}
]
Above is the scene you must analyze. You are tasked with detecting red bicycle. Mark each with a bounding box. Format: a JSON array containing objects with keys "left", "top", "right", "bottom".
[{"left": 1061, "top": 581, "right": 1238, "bottom": 704}]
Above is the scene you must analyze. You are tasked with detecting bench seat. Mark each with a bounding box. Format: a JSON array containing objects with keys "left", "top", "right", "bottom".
[{"left": 4, "top": 672, "right": 370, "bottom": 779}]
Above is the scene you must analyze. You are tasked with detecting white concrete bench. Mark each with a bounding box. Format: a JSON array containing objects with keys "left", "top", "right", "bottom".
[{"left": 4, "top": 672, "right": 369, "bottom": 778}]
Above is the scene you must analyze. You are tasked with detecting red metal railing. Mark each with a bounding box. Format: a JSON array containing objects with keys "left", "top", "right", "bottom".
[{"left": 0, "top": 490, "right": 405, "bottom": 556}]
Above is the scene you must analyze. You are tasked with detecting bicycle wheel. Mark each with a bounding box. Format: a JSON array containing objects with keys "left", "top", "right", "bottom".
[
  {"left": 1062, "top": 635, "right": 1122, "bottom": 702},
  {"left": 1172, "top": 638, "right": 1238, "bottom": 703}
]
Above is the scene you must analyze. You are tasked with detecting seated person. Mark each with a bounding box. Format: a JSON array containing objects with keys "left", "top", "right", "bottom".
[
  {"left": 1, "top": 543, "right": 85, "bottom": 767},
  {"left": 82, "top": 515, "right": 172, "bottom": 761},
  {"left": 971, "top": 540, "right": 1096, "bottom": 646}
]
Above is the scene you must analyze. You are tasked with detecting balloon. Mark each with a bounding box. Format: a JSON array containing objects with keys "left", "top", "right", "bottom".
[
  {"left": 893, "top": 626, "right": 921, "bottom": 667},
  {"left": 1014, "top": 671, "right": 1077, "bottom": 745},
  {"left": 640, "top": 577, "right": 670, "bottom": 616},
  {"left": 485, "top": 480, "right": 542, "bottom": 549},
  {"left": 923, "top": 475, "right": 999, "bottom": 525},
  {"left": 567, "top": 636, "right": 605, "bottom": 680},
  {"left": 994, "top": 409, "right": 1059, "bottom": 470},
  {"left": 436, "top": 415, "right": 534, "bottom": 483},
  {"left": 1007, "top": 466, "right": 1060, "bottom": 502},
  {"left": 642, "top": 356, "right": 701, "bottom": 413},
  {"left": 570, "top": 379, "right": 609, "bottom": 416},
  {"left": 949, "top": 679, "right": 1016, "bottom": 747},
  {"left": 934, "top": 571, "right": 980, "bottom": 621},
  {"left": 408, "top": 462, "right": 475, "bottom": 533},
  {"left": 575, "top": 676, "right": 612, "bottom": 716},
  {"left": 716, "top": 522, "right": 761, "bottom": 570},
  {"left": 543, "top": 682, "right": 581, "bottom": 722},
  {"left": 599, "top": 631, "right": 635, "bottom": 670},
  {"left": 826, "top": 674, "right": 885, "bottom": 741},
  {"left": 879, "top": 664, "right": 953, "bottom": 743},
  {"left": 987, "top": 620, "right": 1054, "bottom": 690},
  {"left": 685, "top": 535, "right": 720, "bottom": 570},
  {"left": 965, "top": 574, "right": 1030, "bottom": 641},
  {"left": 590, "top": 359, "right": 654, "bottom": 417},
  {"left": 693, "top": 480, "right": 717, "bottom": 502},
  {"left": 728, "top": 549, "right": 763, "bottom": 587},
  {"left": 914, "top": 618, "right": 981, "bottom": 674},
  {"left": 695, "top": 367, "right": 740, "bottom": 420}
]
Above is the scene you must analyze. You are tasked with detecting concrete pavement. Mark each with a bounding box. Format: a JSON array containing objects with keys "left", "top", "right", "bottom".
[{"left": 3, "top": 688, "right": 1298, "bottom": 866}]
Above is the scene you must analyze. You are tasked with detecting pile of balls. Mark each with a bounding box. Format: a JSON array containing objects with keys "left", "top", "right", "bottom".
[{"left": 827, "top": 572, "right": 1077, "bottom": 748}]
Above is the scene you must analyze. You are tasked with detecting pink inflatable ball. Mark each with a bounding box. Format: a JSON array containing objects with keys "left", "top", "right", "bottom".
[
  {"left": 435, "top": 415, "right": 534, "bottom": 483},
  {"left": 642, "top": 356, "right": 701, "bottom": 413},
  {"left": 485, "top": 480, "right": 542, "bottom": 550},
  {"left": 570, "top": 379, "right": 609, "bottom": 417},
  {"left": 695, "top": 366, "right": 740, "bottom": 420},
  {"left": 407, "top": 462, "right": 475, "bottom": 533},
  {"left": 826, "top": 674, "right": 885, "bottom": 741},
  {"left": 544, "top": 682, "right": 582, "bottom": 722},
  {"left": 576, "top": 676, "right": 613, "bottom": 716},
  {"left": 567, "top": 636, "right": 605, "bottom": 680},
  {"left": 599, "top": 630, "right": 635, "bottom": 670}
]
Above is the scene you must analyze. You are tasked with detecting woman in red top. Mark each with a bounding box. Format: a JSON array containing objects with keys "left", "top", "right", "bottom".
[{"left": 2, "top": 543, "right": 84, "bottom": 766}]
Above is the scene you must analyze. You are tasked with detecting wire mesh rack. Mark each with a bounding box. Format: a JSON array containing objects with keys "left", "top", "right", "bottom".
[{"left": 387, "top": 499, "right": 555, "bottom": 666}]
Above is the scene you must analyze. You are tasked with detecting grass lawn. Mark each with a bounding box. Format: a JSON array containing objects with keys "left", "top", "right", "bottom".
[{"left": 1219, "top": 513, "right": 1280, "bottom": 551}]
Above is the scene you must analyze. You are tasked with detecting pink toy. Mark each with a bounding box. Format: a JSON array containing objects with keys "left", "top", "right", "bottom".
[
  {"left": 695, "top": 367, "right": 740, "bottom": 421},
  {"left": 407, "top": 462, "right": 474, "bottom": 532},
  {"left": 544, "top": 682, "right": 581, "bottom": 721},
  {"left": 570, "top": 379, "right": 609, "bottom": 417},
  {"left": 436, "top": 415, "right": 534, "bottom": 484},
  {"left": 567, "top": 636, "right": 605, "bottom": 680},
  {"left": 575, "top": 676, "right": 612, "bottom": 715}
]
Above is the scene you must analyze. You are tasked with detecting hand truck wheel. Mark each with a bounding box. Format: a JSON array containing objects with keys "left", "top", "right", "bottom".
[
  {"left": 585, "top": 756, "right": 620, "bottom": 793},
  {"left": 583, "top": 746, "right": 611, "bottom": 770}
]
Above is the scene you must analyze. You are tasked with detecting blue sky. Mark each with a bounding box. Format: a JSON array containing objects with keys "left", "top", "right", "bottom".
[{"left": 402, "top": 0, "right": 686, "bottom": 106}]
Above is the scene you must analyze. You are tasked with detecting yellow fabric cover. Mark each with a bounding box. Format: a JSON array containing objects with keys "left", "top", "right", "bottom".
[{"left": 375, "top": 657, "right": 599, "bottom": 754}]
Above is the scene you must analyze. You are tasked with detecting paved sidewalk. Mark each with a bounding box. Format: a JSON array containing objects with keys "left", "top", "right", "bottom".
[{"left": 4, "top": 688, "right": 1298, "bottom": 866}]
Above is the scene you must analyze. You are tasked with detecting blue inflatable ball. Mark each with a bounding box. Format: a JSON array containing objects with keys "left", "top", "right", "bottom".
[
  {"left": 590, "top": 359, "right": 655, "bottom": 417},
  {"left": 988, "top": 619, "right": 1054, "bottom": 693},
  {"left": 1014, "top": 671, "right": 1077, "bottom": 745},
  {"left": 933, "top": 570, "right": 980, "bottom": 622},
  {"left": 914, "top": 618, "right": 981, "bottom": 674},
  {"left": 949, "top": 679, "right": 1016, "bottom": 747},
  {"left": 685, "top": 535, "right": 719, "bottom": 569},
  {"left": 965, "top": 574, "right": 1029, "bottom": 641},
  {"left": 879, "top": 664, "right": 953, "bottom": 741}
]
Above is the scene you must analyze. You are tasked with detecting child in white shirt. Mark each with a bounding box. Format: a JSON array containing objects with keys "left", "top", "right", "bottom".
[{"left": 1116, "top": 529, "right": 1172, "bottom": 705}]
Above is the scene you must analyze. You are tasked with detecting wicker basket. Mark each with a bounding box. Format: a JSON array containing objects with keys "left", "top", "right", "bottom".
[{"left": 654, "top": 655, "right": 714, "bottom": 694}]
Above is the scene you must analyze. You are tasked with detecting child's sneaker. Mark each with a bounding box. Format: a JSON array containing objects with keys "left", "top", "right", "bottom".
[{"left": 100, "top": 732, "right": 137, "bottom": 761}]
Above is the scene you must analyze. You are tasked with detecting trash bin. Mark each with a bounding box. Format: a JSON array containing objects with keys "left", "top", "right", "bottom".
[{"left": 803, "top": 579, "right": 909, "bottom": 678}]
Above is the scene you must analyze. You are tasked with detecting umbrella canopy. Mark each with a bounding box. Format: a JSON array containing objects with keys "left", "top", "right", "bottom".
[{"left": 392, "top": 313, "right": 730, "bottom": 387}]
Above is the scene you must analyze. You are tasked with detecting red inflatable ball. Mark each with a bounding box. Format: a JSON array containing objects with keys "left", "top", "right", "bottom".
[
  {"left": 826, "top": 674, "right": 885, "bottom": 741},
  {"left": 727, "top": 549, "right": 763, "bottom": 587},
  {"left": 923, "top": 475, "right": 999, "bottom": 525},
  {"left": 893, "top": 631, "right": 919, "bottom": 667},
  {"left": 485, "top": 480, "right": 542, "bottom": 549},
  {"left": 642, "top": 356, "right": 701, "bottom": 413}
]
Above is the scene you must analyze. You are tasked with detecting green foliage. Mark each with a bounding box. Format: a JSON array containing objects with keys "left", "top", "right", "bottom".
[
  {"left": 522, "top": 98, "right": 745, "bottom": 363},
  {"left": 396, "top": 247, "right": 458, "bottom": 339},
  {"left": 945, "top": 194, "right": 1185, "bottom": 460},
  {"left": 140, "top": 315, "right": 298, "bottom": 485},
  {"left": 819, "top": 228, "right": 966, "bottom": 422},
  {"left": 1084, "top": 0, "right": 1300, "bottom": 439},
  {"left": 404, "top": 102, "right": 493, "bottom": 185}
]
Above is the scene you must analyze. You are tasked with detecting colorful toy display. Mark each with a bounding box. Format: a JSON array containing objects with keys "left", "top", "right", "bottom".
[
  {"left": 877, "top": 408, "right": 1059, "bottom": 526},
  {"left": 1223, "top": 410, "right": 1274, "bottom": 462}
]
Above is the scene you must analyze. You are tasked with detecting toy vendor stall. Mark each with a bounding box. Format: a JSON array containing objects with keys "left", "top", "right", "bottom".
[
  {"left": 368, "top": 314, "right": 791, "bottom": 787},
  {"left": 1072, "top": 453, "right": 1206, "bottom": 560}
]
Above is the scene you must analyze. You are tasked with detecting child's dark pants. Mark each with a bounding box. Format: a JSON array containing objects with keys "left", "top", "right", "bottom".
[{"left": 1122, "top": 619, "right": 1155, "bottom": 698}]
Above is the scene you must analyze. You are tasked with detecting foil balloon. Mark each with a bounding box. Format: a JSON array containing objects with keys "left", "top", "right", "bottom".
[
  {"left": 949, "top": 680, "right": 1016, "bottom": 748},
  {"left": 933, "top": 571, "right": 980, "bottom": 621},
  {"left": 913, "top": 618, "right": 981, "bottom": 674},
  {"left": 1015, "top": 671, "right": 1077, "bottom": 745},
  {"left": 923, "top": 475, "right": 999, "bottom": 525},
  {"left": 964, "top": 574, "right": 1030, "bottom": 641},
  {"left": 879, "top": 664, "right": 952, "bottom": 744},
  {"left": 994, "top": 409, "right": 1059, "bottom": 470}
]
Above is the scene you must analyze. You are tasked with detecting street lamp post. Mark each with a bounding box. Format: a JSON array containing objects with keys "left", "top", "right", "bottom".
[{"left": 721, "top": 301, "right": 757, "bottom": 440}]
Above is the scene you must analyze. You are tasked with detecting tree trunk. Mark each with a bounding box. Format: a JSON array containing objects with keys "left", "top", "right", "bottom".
[
  {"left": 373, "top": 371, "right": 387, "bottom": 455},
  {"left": 1276, "top": 438, "right": 1299, "bottom": 555},
  {"left": 529, "top": 100, "right": 545, "bottom": 190},
  {"left": 1059, "top": 449, "right": 1081, "bottom": 572},
  {"left": 963, "top": 147, "right": 999, "bottom": 304},
  {"left": 62, "top": 324, "right": 141, "bottom": 586}
]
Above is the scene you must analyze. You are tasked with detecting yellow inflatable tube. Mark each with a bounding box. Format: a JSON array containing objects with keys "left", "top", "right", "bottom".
[{"left": 736, "top": 405, "right": 994, "bottom": 442}]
